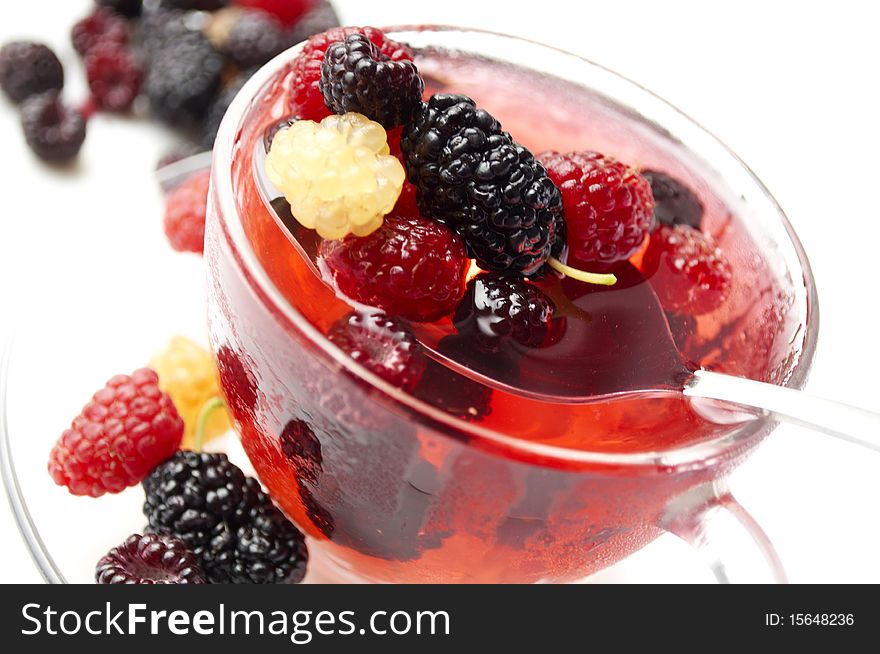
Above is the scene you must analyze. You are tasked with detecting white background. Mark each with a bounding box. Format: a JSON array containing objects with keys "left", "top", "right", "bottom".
[{"left": 2, "top": 0, "right": 879, "bottom": 583}]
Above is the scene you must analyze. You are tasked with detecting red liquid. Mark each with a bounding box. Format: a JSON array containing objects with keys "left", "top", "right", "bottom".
[{"left": 206, "top": 47, "right": 805, "bottom": 582}]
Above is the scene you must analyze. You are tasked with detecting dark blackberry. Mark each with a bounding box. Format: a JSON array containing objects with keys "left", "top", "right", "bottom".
[
  {"left": 145, "top": 29, "right": 224, "bottom": 128},
  {"left": 96, "top": 533, "right": 205, "bottom": 584},
  {"left": 453, "top": 273, "right": 555, "bottom": 353},
  {"left": 72, "top": 8, "right": 130, "bottom": 56},
  {"left": 641, "top": 169, "right": 704, "bottom": 230},
  {"left": 96, "top": 0, "right": 144, "bottom": 18},
  {"left": 413, "top": 339, "right": 493, "bottom": 422},
  {"left": 200, "top": 70, "right": 254, "bottom": 149},
  {"left": 215, "top": 345, "right": 260, "bottom": 422},
  {"left": 143, "top": 451, "right": 308, "bottom": 584},
  {"left": 85, "top": 42, "right": 143, "bottom": 112},
  {"left": 320, "top": 33, "right": 424, "bottom": 128},
  {"left": 139, "top": 8, "right": 193, "bottom": 56},
  {"left": 288, "top": 0, "right": 341, "bottom": 46},
  {"left": 223, "top": 10, "right": 286, "bottom": 68},
  {"left": 20, "top": 92, "right": 86, "bottom": 162},
  {"left": 0, "top": 42, "right": 64, "bottom": 104},
  {"left": 401, "top": 94, "right": 565, "bottom": 276}
]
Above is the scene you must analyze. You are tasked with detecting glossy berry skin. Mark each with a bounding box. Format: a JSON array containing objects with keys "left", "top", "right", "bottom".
[
  {"left": 20, "top": 92, "right": 87, "bottom": 162},
  {"left": 540, "top": 151, "right": 655, "bottom": 265},
  {"left": 0, "top": 42, "right": 64, "bottom": 104},
  {"left": 453, "top": 274, "right": 555, "bottom": 353},
  {"left": 236, "top": 0, "right": 314, "bottom": 26},
  {"left": 401, "top": 94, "right": 565, "bottom": 276},
  {"left": 291, "top": 26, "right": 414, "bottom": 120},
  {"left": 71, "top": 9, "right": 129, "bottom": 57},
  {"left": 328, "top": 313, "right": 427, "bottom": 391},
  {"left": 96, "top": 533, "right": 205, "bottom": 584},
  {"left": 48, "top": 369, "right": 184, "bottom": 497},
  {"left": 143, "top": 451, "right": 308, "bottom": 584},
  {"left": 163, "top": 169, "right": 211, "bottom": 253},
  {"left": 319, "top": 213, "right": 469, "bottom": 322},
  {"left": 642, "top": 224, "right": 732, "bottom": 315},
  {"left": 641, "top": 169, "right": 704, "bottom": 230},
  {"left": 85, "top": 42, "right": 143, "bottom": 112},
  {"left": 223, "top": 10, "right": 287, "bottom": 68},
  {"left": 320, "top": 34, "right": 424, "bottom": 128}
]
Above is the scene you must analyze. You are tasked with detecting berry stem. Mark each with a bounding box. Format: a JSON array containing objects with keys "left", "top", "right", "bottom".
[
  {"left": 193, "top": 396, "right": 226, "bottom": 453},
  {"left": 548, "top": 257, "right": 617, "bottom": 286}
]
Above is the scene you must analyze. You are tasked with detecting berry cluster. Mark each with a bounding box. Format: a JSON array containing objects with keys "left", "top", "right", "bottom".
[{"left": 0, "top": 1, "right": 342, "bottom": 162}]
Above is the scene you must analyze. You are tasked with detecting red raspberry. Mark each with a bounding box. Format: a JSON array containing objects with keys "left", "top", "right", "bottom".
[
  {"left": 539, "top": 151, "right": 655, "bottom": 265},
  {"left": 85, "top": 43, "right": 142, "bottom": 112},
  {"left": 215, "top": 345, "right": 260, "bottom": 422},
  {"left": 642, "top": 224, "right": 732, "bottom": 315},
  {"left": 236, "top": 0, "right": 314, "bottom": 26},
  {"left": 163, "top": 169, "right": 211, "bottom": 254},
  {"left": 328, "top": 313, "right": 427, "bottom": 391},
  {"left": 48, "top": 369, "right": 184, "bottom": 497},
  {"left": 291, "top": 26, "right": 414, "bottom": 120},
  {"left": 319, "top": 214, "right": 469, "bottom": 322},
  {"left": 71, "top": 8, "right": 129, "bottom": 57}
]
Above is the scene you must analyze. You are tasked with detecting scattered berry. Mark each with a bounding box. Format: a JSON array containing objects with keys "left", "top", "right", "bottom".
[
  {"left": 539, "top": 150, "right": 655, "bottom": 265},
  {"left": 642, "top": 224, "right": 732, "bottom": 315},
  {"left": 85, "top": 42, "right": 143, "bottom": 112},
  {"left": 143, "top": 451, "right": 308, "bottom": 584},
  {"left": 71, "top": 8, "right": 129, "bottom": 57},
  {"left": 291, "top": 26, "right": 414, "bottom": 120},
  {"left": 48, "top": 369, "right": 184, "bottom": 497},
  {"left": 0, "top": 42, "right": 64, "bottom": 104},
  {"left": 328, "top": 313, "right": 427, "bottom": 391},
  {"left": 96, "top": 533, "right": 205, "bottom": 584},
  {"left": 641, "top": 169, "right": 704, "bottom": 230},
  {"left": 163, "top": 168, "right": 211, "bottom": 253},
  {"left": 161, "top": 0, "right": 229, "bottom": 9},
  {"left": 223, "top": 10, "right": 287, "bottom": 68},
  {"left": 146, "top": 30, "right": 224, "bottom": 128},
  {"left": 321, "top": 34, "right": 424, "bottom": 128},
  {"left": 96, "top": 0, "right": 144, "bottom": 18},
  {"left": 288, "top": 0, "right": 341, "bottom": 46},
  {"left": 215, "top": 345, "right": 260, "bottom": 421},
  {"left": 402, "top": 94, "right": 565, "bottom": 276},
  {"left": 140, "top": 7, "right": 194, "bottom": 57},
  {"left": 150, "top": 336, "right": 230, "bottom": 449},
  {"left": 319, "top": 213, "right": 469, "bottom": 322},
  {"left": 453, "top": 274, "right": 555, "bottom": 353},
  {"left": 20, "top": 92, "right": 87, "bottom": 163},
  {"left": 237, "top": 0, "right": 314, "bottom": 26},
  {"left": 265, "top": 112, "right": 405, "bottom": 239}
]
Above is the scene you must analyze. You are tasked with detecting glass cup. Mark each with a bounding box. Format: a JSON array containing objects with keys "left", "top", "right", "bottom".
[{"left": 205, "top": 27, "right": 817, "bottom": 583}]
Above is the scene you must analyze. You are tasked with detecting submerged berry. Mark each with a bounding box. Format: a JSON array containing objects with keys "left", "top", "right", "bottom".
[
  {"left": 643, "top": 224, "right": 732, "bottom": 315},
  {"left": 265, "top": 112, "right": 405, "bottom": 239},
  {"left": 320, "top": 33, "right": 424, "bottom": 128},
  {"left": 0, "top": 42, "right": 64, "bottom": 104},
  {"left": 319, "top": 213, "right": 469, "bottom": 322},
  {"left": 540, "top": 150, "right": 655, "bottom": 265},
  {"left": 328, "top": 313, "right": 427, "bottom": 391},
  {"left": 96, "top": 533, "right": 205, "bottom": 584},
  {"left": 641, "top": 169, "right": 704, "bottom": 230}
]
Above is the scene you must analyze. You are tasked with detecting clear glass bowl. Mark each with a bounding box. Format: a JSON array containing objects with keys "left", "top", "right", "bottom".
[
  {"left": 0, "top": 27, "right": 818, "bottom": 584},
  {"left": 204, "top": 27, "right": 817, "bottom": 583}
]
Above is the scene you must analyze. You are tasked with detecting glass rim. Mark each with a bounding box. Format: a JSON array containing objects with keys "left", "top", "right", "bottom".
[{"left": 211, "top": 25, "right": 820, "bottom": 470}]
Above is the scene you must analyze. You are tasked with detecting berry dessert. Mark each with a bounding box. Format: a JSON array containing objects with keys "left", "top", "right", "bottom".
[{"left": 204, "top": 26, "right": 807, "bottom": 583}]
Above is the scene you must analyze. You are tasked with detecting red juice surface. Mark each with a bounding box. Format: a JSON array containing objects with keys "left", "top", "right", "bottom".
[{"left": 207, "top": 43, "right": 805, "bottom": 582}]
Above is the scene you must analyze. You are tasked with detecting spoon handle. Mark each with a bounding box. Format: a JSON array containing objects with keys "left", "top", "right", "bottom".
[{"left": 685, "top": 370, "right": 880, "bottom": 452}]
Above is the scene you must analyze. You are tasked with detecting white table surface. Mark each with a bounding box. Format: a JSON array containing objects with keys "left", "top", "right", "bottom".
[{"left": 1, "top": 0, "right": 879, "bottom": 584}]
